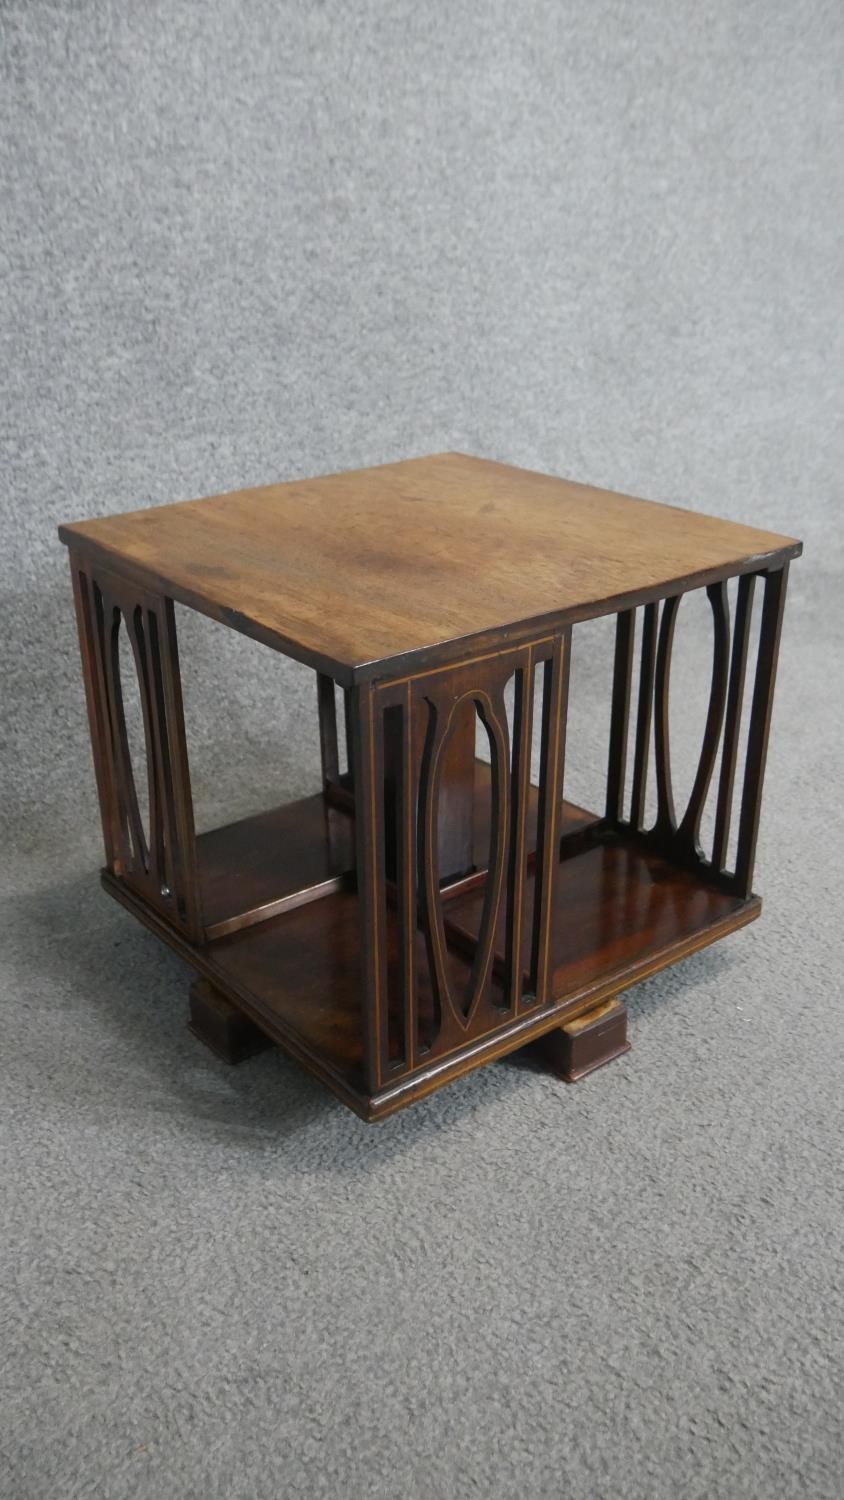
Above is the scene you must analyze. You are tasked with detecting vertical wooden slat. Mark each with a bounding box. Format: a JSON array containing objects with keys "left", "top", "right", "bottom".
[
  {"left": 397, "top": 682, "right": 417, "bottom": 1072},
  {"left": 127, "top": 605, "right": 166, "bottom": 890},
  {"left": 157, "top": 599, "right": 202, "bottom": 939},
  {"left": 68, "top": 554, "right": 121, "bottom": 869},
  {"left": 605, "top": 610, "right": 634, "bottom": 824},
  {"left": 89, "top": 579, "right": 133, "bottom": 875},
  {"left": 101, "top": 598, "right": 148, "bottom": 872},
  {"left": 630, "top": 603, "right": 658, "bottom": 831},
  {"left": 505, "top": 651, "right": 535, "bottom": 1013},
  {"left": 653, "top": 594, "right": 680, "bottom": 836},
  {"left": 712, "top": 573, "right": 756, "bottom": 873},
  {"left": 529, "top": 631, "right": 571, "bottom": 1004},
  {"left": 146, "top": 606, "right": 186, "bottom": 908},
  {"left": 316, "top": 672, "right": 340, "bottom": 789},
  {"left": 677, "top": 581, "right": 731, "bottom": 854},
  {"left": 351, "top": 681, "right": 388, "bottom": 1093},
  {"left": 343, "top": 688, "right": 355, "bottom": 780},
  {"left": 733, "top": 565, "right": 790, "bottom": 897}
]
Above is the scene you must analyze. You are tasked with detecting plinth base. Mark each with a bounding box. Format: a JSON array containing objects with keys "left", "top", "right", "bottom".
[
  {"left": 188, "top": 978, "right": 274, "bottom": 1064},
  {"left": 534, "top": 997, "right": 631, "bottom": 1082}
]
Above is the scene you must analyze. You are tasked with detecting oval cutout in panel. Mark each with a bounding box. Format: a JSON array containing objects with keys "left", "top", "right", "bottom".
[
  {"left": 424, "top": 691, "right": 509, "bottom": 1028},
  {"left": 435, "top": 695, "right": 477, "bottom": 887}
]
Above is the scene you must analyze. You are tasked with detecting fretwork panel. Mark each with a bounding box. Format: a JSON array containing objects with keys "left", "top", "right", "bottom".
[
  {"left": 352, "top": 634, "right": 571, "bottom": 1094},
  {"left": 605, "top": 565, "right": 789, "bottom": 897},
  {"left": 69, "top": 554, "right": 202, "bottom": 940}
]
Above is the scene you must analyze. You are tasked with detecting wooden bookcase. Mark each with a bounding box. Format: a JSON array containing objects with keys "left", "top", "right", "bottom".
[{"left": 60, "top": 453, "right": 801, "bottom": 1120}]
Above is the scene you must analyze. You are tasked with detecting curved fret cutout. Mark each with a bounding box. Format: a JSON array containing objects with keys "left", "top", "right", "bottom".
[
  {"left": 676, "top": 581, "right": 731, "bottom": 856},
  {"left": 653, "top": 594, "right": 680, "bottom": 836},
  {"left": 421, "top": 689, "right": 509, "bottom": 1033},
  {"left": 111, "top": 608, "right": 151, "bottom": 872},
  {"left": 127, "top": 606, "right": 169, "bottom": 899}
]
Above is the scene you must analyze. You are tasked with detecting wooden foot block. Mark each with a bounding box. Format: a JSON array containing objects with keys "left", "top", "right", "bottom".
[
  {"left": 188, "top": 978, "right": 274, "bottom": 1064},
  {"left": 536, "top": 997, "right": 631, "bottom": 1082}
]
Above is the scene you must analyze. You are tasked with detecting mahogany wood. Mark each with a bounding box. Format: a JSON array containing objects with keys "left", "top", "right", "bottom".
[
  {"left": 59, "top": 453, "right": 801, "bottom": 684},
  {"left": 712, "top": 572, "right": 756, "bottom": 872},
  {"left": 102, "top": 831, "right": 759, "bottom": 1121},
  {"left": 60, "top": 454, "right": 800, "bottom": 1121},
  {"left": 534, "top": 997, "right": 631, "bottom": 1083},
  {"left": 189, "top": 978, "right": 274, "bottom": 1064},
  {"left": 606, "top": 608, "right": 634, "bottom": 825}
]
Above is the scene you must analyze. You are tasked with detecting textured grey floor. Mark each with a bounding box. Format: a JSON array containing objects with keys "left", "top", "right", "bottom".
[{"left": 2, "top": 4, "right": 843, "bottom": 1498}]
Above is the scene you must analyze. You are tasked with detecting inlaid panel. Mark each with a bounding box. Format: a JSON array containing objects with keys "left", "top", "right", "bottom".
[
  {"left": 69, "top": 554, "right": 202, "bottom": 939},
  {"left": 350, "top": 634, "right": 571, "bottom": 1092}
]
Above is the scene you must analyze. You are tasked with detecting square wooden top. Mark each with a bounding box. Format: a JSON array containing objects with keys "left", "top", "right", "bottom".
[{"left": 59, "top": 452, "right": 801, "bottom": 682}]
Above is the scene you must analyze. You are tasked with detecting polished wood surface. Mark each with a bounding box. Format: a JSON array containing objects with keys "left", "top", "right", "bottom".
[
  {"left": 63, "top": 465, "right": 799, "bottom": 1122},
  {"left": 59, "top": 453, "right": 801, "bottom": 682},
  {"left": 442, "top": 831, "right": 758, "bottom": 999},
  {"left": 195, "top": 761, "right": 540, "bottom": 943},
  {"left": 103, "top": 823, "right": 758, "bottom": 1120},
  {"left": 197, "top": 794, "right": 355, "bottom": 940},
  {"left": 533, "top": 997, "right": 631, "bottom": 1083}
]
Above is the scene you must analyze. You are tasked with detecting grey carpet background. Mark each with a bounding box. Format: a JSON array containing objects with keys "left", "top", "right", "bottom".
[{"left": 2, "top": 3, "right": 843, "bottom": 1497}]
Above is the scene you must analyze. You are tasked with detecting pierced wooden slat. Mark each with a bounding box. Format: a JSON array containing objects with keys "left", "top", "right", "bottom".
[
  {"left": 125, "top": 605, "right": 166, "bottom": 892},
  {"left": 396, "top": 681, "right": 418, "bottom": 1072},
  {"left": 103, "top": 600, "right": 149, "bottom": 874},
  {"left": 530, "top": 632, "right": 571, "bottom": 1003},
  {"left": 712, "top": 573, "right": 757, "bottom": 873},
  {"left": 350, "top": 681, "right": 389, "bottom": 1091},
  {"left": 676, "top": 581, "right": 731, "bottom": 857},
  {"left": 343, "top": 688, "right": 355, "bottom": 779},
  {"left": 155, "top": 601, "right": 202, "bottom": 937},
  {"left": 505, "top": 652, "right": 536, "bottom": 1014},
  {"left": 419, "top": 687, "right": 510, "bottom": 1036},
  {"left": 89, "top": 580, "right": 132, "bottom": 875},
  {"left": 653, "top": 593, "right": 680, "bottom": 837},
  {"left": 143, "top": 606, "right": 181, "bottom": 905},
  {"left": 316, "top": 672, "right": 340, "bottom": 789},
  {"left": 733, "top": 565, "right": 789, "bottom": 897},
  {"left": 69, "top": 555, "right": 121, "bottom": 869},
  {"left": 630, "top": 603, "right": 658, "bottom": 832},
  {"left": 605, "top": 609, "right": 634, "bottom": 825}
]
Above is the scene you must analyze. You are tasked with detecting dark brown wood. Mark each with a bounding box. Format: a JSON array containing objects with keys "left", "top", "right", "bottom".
[
  {"left": 188, "top": 978, "right": 274, "bottom": 1064},
  {"left": 630, "top": 602, "right": 657, "bottom": 831},
  {"left": 342, "top": 688, "right": 354, "bottom": 779},
  {"left": 69, "top": 552, "right": 122, "bottom": 867},
  {"left": 406, "top": 649, "right": 521, "bottom": 1059},
  {"left": 653, "top": 593, "right": 680, "bottom": 835},
  {"left": 157, "top": 599, "right": 202, "bottom": 937},
  {"left": 60, "top": 455, "right": 800, "bottom": 1122},
  {"left": 505, "top": 650, "right": 536, "bottom": 1013},
  {"left": 442, "top": 822, "right": 759, "bottom": 1003},
  {"left": 712, "top": 573, "right": 756, "bottom": 872},
  {"left": 606, "top": 609, "right": 634, "bottom": 825},
  {"left": 195, "top": 763, "right": 523, "bottom": 947},
  {"left": 733, "top": 564, "right": 790, "bottom": 896},
  {"left": 101, "top": 816, "right": 759, "bottom": 1120},
  {"left": 197, "top": 795, "right": 355, "bottom": 939},
  {"left": 530, "top": 634, "right": 570, "bottom": 1002},
  {"left": 675, "top": 581, "right": 731, "bottom": 858},
  {"left": 316, "top": 672, "right": 340, "bottom": 789},
  {"left": 350, "top": 679, "right": 389, "bottom": 1092},
  {"left": 58, "top": 453, "right": 801, "bottom": 685},
  {"left": 73, "top": 561, "right": 201, "bottom": 939},
  {"left": 534, "top": 997, "right": 630, "bottom": 1083},
  {"left": 395, "top": 683, "right": 418, "bottom": 1071}
]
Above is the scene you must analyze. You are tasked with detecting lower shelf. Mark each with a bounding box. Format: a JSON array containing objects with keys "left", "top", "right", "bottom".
[{"left": 104, "top": 789, "right": 759, "bottom": 1120}]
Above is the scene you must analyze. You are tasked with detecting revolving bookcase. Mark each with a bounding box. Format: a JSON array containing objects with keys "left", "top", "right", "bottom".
[{"left": 59, "top": 454, "right": 801, "bottom": 1120}]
